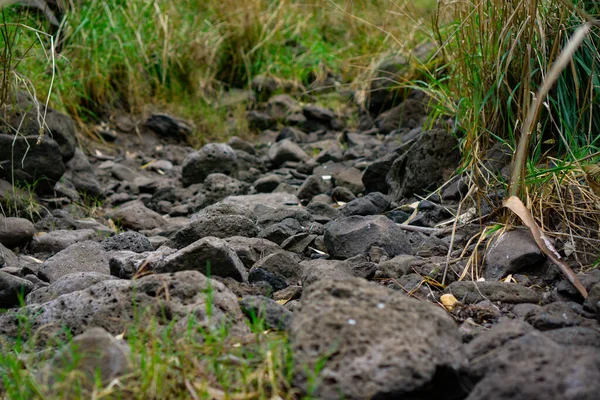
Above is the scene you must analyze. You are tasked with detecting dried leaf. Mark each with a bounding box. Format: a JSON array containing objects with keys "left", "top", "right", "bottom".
[
  {"left": 503, "top": 196, "right": 588, "bottom": 298},
  {"left": 440, "top": 293, "right": 459, "bottom": 311}
]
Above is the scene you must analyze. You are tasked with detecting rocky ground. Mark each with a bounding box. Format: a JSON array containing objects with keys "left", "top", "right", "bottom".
[{"left": 1, "top": 69, "right": 600, "bottom": 399}]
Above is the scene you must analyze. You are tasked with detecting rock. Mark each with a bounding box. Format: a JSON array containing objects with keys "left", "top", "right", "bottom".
[
  {"left": 0, "top": 217, "right": 35, "bottom": 248},
  {"left": 368, "top": 55, "right": 409, "bottom": 114},
  {"left": 258, "top": 218, "right": 303, "bottom": 245},
  {"left": 268, "top": 139, "right": 309, "bottom": 166},
  {"left": 154, "top": 237, "right": 248, "bottom": 282},
  {"left": 248, "top": 267, "right": 289, "bottom": 292},
  {"left": 333, "top": 167, "right": 364, "bottom": 195},
  {"left": 484, "top": 229, "right": 545, "bottom": 280},
  {"left": 276, "top": 126, "right": 306, "bottom": 143},
  {"left": 251, "top": 74, "right": 280, "bottom": 100},
  {"left": 38, "top": 327, "right": 131, "bottom": 392},
  {"left": 331, "top": 186, "right": 356, "bottom": 202},
  {"left": 31, "top": 229, "right": 101, "bottom": 255},
  {"left": 223, "top": 192, "right": 300, "bottom": 211},
  {"left": 0, "top": 271, "right": 249, "bottom": 343},
  {"left": 374, "top": 99, "right": 426, "bottom": 133},
  {"left": 107, "top": 201, "right": 168, "bottom": 231},
  {"left": 224, "top": 236, "right": 282, "bottom": 269},
  {"left": 167, "top": 215, "right": 258, "bottom": 250},
  {"left": 584, "top": 282, "right": 600, "bottom": 313},
  {"left": 1, "top": 92, "right": 77, "bottom": 161},
  {"left": 246, "top": 110, "right": 276, "bottom": 131},
  {"left": 0, "top": 135, "right": 65, "bottom": 193},
  {"left": 297, "top": 175, "right": 329, "bottom": 202},
  {"left": 267, "top": 94, "right": 302, "bottom": 120},
  {"left": 466, "top": 330, "right": 600, "bottom": 400},
  {"left": 0, "top": 242, "right": 18, "bottom": 268},
  {"left": 239, "top": 295, "right": 292, "bottom": 330},
  {"left": 291, "top": 278, "right": 468, "bottom": 399},
  {"left": 202, "top": 173, "right": 250, "bottom": 205},
  {"left": 26, "top": 272, "right": 118, "bottom": 305},
  {"left": 0, "top": 271, "right": 34, "bottom": 307},
  {"left": 228, "top": 136, "right": 256, "bottom": 155},
  {"left": 38, "top": 241, "right": 110, "bottom": 283},
  {"left": 250, "top": 251, "right": 304, "bottom": 286},
  {"left": 300, "top": 256, "right": 377, "bottom": 287},
  {"left": 102, "top": 231, "right": 154, "bottom": 253},
  {"left": 63, "top": 148, "right": 103, "bottom": 198},
  {"left": 305, "top": 202, "right": 338, "bottom": 223},
  {"left": 111, "top": 164, "right": 136, "bottom": 181},
  {"left": 324, "top": 215, "right": 412, "bottom": 259},
  {"left": 387, "top": 129, "right": 461, "bottom": 200},
  {"left": 253, "top": 174, "right": 282, "bottom": 193},
  {"left": 362, "top": 152, "right": 401, "bottom": 194},
  {"left": 144, "top": 113, "right": 194, "bottom": 137},
  {"left": 340, "top": 192, "right": 390, "bottom": 216},
  {"left": 181, "top": 143, "right": 238, "bottom": 186},
  {"left": 525, "top": 301, "right": 585, "bottom": 330},
  {"left": 544, "top": 326, "right": 600, "bottom": 347},
  {"left": 445, "top": 281, "right": 541, "bottom": 304}
]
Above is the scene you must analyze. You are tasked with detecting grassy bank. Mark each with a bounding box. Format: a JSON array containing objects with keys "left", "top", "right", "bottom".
[{"left": 1, "top": 0, "right": 436, "bottom": 143}]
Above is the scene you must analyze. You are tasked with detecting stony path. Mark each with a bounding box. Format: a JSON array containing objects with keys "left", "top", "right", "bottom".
[{"left": 1, "top": 76, "right": 600, "bottom": 399}]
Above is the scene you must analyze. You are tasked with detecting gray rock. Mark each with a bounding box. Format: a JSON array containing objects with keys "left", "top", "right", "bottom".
[
  {"left": 181, "top": 143, "right": 238, "bottom": 186},
  {"left": 0, "top": 216, "right": 35, "bottom": 248},
  {"left": 268, "top": 95, "right": 302, "bottom": 121},
  {"left": 376, "top": 255, "right": 420, "bottom": 278},
  {"left": 107, "top": 201, "right": 168, "bottom": 231},
  {"left": 303, "top": 104, "right": 336, "bottom": 124},
  {"left": 167, "top": 215, "right": 258, "bottom": 250},
  {"left": 0, "top": 242, "right": 18, "bottom": 268},
  {"left": 253, "top": 174, "right": 282, "bottom": 193},
  {"left": 224, "top": 236, "right": 282, "bottom": 269},
  {"left": 258, "top": 218, "right": 303, "bottom": 245},
  {"left": 331, "top": 186, "right": 356, "bottom": 202},
  {"left": 240, "top": 295, "right": 293, "bottom": 330},
  {"left": 484, "top": 229, "right": 545, "bottom": 280},
  {"left": 525, "top": 301, "right": 586, "bottom": 330},
  {"left": 246, "top": 110, "right": 276, "bottom": 131},
  {"left": 248, "top": 267, "right": 289, "bottom": 292},
  {"left": 466, "top": 330, "right": 600, "bottom": 400},
  {"left": 31, "top": 229, "right": 101, "bottom": 255},
  {"left": 341, "top": 192, "right": 390, "bottom": 216},
  {"left": 228, "top": 136, "right": 256, "bottom": 155},
  {"left": 297, "top": 175, "right": 329, "bottom": 202},
  {"left": 144, "top": 113, "right": 194, "bottom": 137},
  {"left": 154, "top": 237, "right": 248, "bottom": 282},
  {"left": 584, "top": 282, "right": 600, "bottom": 312},
  {"left": 250, "top": 251, "right": 304, "bottom": 286},
  {"left": 333, "top": 167, "right": 364, "bottom": 195},
  {"left": 362, "top": 152, "right": 400, "bottom": 194},
  {"left": 38, "top": 327, "right": 131, "bottom": 392},
  {"left": 375, "top": 99, "right": 426, "bottom": 133},
  {"left": 387, "top": 129, "right": 460, "bottom": 200},
  {"left": 544, "top": 326, "right": 600, "bottom": 347},
  {"left": 445, "top": 281, "right": 541, "bottom": 304},
  {"left": 102, "top": 231, "right": 154, "bottom": 253},
  {"left": 1, "top": 92, "right": 77, "bottom": 161},
  {"left": 300, "top": 256, "right": 375, "bottom": 287},
  {"left": 324, "top": 215, "right": 412, "bottom": 259},
  {"left": 268, "top": 139, "right": 309, "bottom": 166},
  {"left": 223, "top": 192, "right": 299, "bottom": 211},
  {"left": 0, "top": 271, "right": 249, "bottom": 344},
  {"left": 39, "top": 241, "right": 110, "bottom": 283},
  {"left": 368, "top": 55, "right": 409, "bottom": 114},
  {"left": 202, "top": 173, "right": 250, "bottom": 205},
  {"left": 0, "top": 135, "right": 65, "bottom": 193},
  {"left": 63, "top": 148, "right": 103, "bottom": 198},
  {"left": 26, "top": 272, "right": 118, "bottom": 305},
  {"left": 291, "top": 278, "right": 468, "bottom": 400},
  {"left": 0, "top": 271, "right": 33, "bottom": 307}
]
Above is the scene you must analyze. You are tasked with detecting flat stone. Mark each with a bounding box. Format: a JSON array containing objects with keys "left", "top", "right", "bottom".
[
  {"left": 38, "top": 241, "right": 110, "bottom": 283},
  {"left": 445, "top": 281, "right": 541, "bottom": 304}
]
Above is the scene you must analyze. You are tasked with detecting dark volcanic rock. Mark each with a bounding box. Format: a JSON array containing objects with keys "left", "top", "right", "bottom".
[
  {"left": 63, "top": 148, "right": 103, "bottom": 198},
  {"left": 324, "top": 215, "right": 412, "bottom": 259},
  {"left": 167, "top": 215, "right": 258, "bottom": 250},
  {"left": 26, "top": 272, "right": 118, "bottom": 305},
  {"left": 387, "top": 129, "right": 460, "bottom": 200},
  {"left": 240, "top": 295, "right": 292, "bottom": 330},
  {"left": 0, "top": 217, "right": 35, "bottom": 248},
  {"left": 484, "top": 229, "right": 545, "bottom": 280},
  {"left": 291, "top": 278, "right": 469, "bottom": 400},
  {"left": 0, "top": 271, "right": 34, "bottom": 307},
  {"left": 38, "top": 241, "right": 110, "bottom": 283},
  {"left": 0, "top": 135, "right": 65, "bottom": 193},
  {"left": 181, "top": 143, "right": 238, "bottom": 186},
  {"left": 102, "top": 231, "right": 154, "bottom": 253},
  {"left": 445, "top": 281, "right": 541, "bottom": 304},
  {"left": 340, "top": 192, "right": 390, "bottom": 216}
]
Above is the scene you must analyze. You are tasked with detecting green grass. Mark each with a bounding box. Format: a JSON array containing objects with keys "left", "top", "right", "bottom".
[
  {"left": 0, "top": 0, "right": 437, "bottom": 145},
  {"left": 0, "top": 282, "right": 299, "bottom": 400}
]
